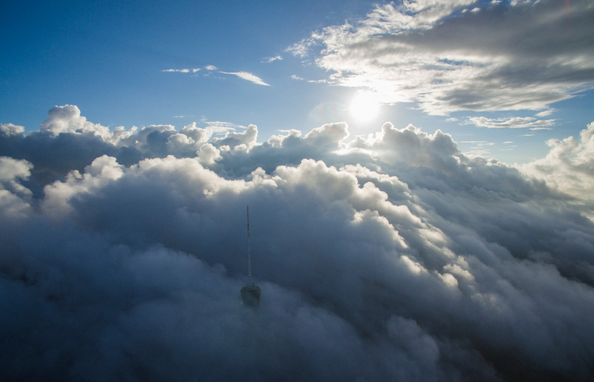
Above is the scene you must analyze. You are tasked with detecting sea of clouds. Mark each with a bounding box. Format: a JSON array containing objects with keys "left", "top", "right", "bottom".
[{"left": 1, "top": 105, "right": 594, "bottom": 381}]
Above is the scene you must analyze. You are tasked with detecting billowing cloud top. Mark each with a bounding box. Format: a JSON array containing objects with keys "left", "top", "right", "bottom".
[
  {"left": 288, "top": 0, "right": 594, "bottom": 115},
  {"left": 1, "top": 105, "right": 594, "bottom": 381}
]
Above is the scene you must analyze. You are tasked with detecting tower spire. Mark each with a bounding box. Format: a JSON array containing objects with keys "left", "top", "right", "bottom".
[
  {"left": 241, "top": 205, "right": 261, "bottom": 306},
  {"left": 246, "top": 206, "right": 255, "bottom": 290}
]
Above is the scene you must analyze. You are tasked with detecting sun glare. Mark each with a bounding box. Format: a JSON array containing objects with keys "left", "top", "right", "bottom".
[{"left": 350, "top": 91, "right": 380, "bottom": 122}]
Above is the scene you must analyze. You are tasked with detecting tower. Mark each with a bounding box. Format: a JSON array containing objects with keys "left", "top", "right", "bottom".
[{"left": 241, "top": 206, "right": 261, "bottom": 307}]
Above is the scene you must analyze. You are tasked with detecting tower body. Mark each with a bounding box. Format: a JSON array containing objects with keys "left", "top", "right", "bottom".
[
  {"left": 240, "top": 285, "right": 261, "bottom": 307},
  {"left": 241, "top": 206, "right": 260, "bottom": 307}
]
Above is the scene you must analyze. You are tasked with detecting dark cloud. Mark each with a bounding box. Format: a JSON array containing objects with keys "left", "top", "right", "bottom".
[
  {"left": 1, "top": 107, "right": 594, "bottom": 381},
  {"left": 289, "top": 0, "right": 594, "bottom": 114}
]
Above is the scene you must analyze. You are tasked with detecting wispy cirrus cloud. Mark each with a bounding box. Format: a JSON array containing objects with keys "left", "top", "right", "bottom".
[
  {"left": 536, "top": 109, "right": 556, "bottom": 117},
  {"left": 262, "top": 55, "right": 283, "bottom": 63},
  {"left": 466, "top": 116, "right": 556, "bottom": 129},
  {"left": 162, "top": 65, "right": 270, "bottom": 86},
  {"left": 202, "top": 120, "right": 247, "bottom": 134},
  {"left": 162, "top": 68, "right": 200, "bottom": 73},
  {"left": 219, "top": 71, "right": 270, "bottom": 86},
  {"left": 288, "top": 0, "right": 594, "bottom": 115},
  {"left": 291, "top": 74, "right": 327, "bottom": 84}
]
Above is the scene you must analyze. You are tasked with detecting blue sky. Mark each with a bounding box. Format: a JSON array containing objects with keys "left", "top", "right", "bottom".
[{"left": 1, "top": 0, "right": 593, "bottom": 164}]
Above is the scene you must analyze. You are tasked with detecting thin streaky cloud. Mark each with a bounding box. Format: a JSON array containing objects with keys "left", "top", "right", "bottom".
[
  {"left": 536, "top": 109, "right": 556, "bottom": 117},
  {"left": 219, "top": 71, "right": 271, "bottom": 86},
  {"left": 203, "top": 120, "right": 247, "bottom": 134},
  {"left": 263, "top": 55, "right": 283, "bottom": 63},
  {"left": 162, "top": 68, "right": 200, "bottom": 73},
  {"left": 467, "top": 116, "right": 556, "bottom": 129}
]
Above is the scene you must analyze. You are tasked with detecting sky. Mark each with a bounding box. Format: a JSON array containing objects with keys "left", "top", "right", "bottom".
[
  {"left": 1, "top": 1, "right": 594, "bottom": 381},
  {"left": 1, "top": 0, "right": 593, "bottom": 164}
]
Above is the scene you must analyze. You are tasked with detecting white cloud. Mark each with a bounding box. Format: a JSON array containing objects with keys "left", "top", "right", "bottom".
[
  {"left": 522, "top": 121, "right": 594, "bottom": 209},
  {"left": 40, "top": 104, "right": 112, "bottom": 139},
  {"left": 460, "top": 141, "right": 495, "bottom": 147},
  {"left": 162, "top": 68, "right": 200, "bottom": 73},
  {"left": 288, "top": 0, "right": 594, "bottom": 115},
  {"left": 219, "top": 71, "right": 271, "bottom": 86},
  {"left": 0, "top": 123, "right": 25, "bottom": 136},
  {"left": 290, "top": 74, "right": 326, "bottom": 83},
  {"left": 212, "top": 124, "right": 258, "bottom": 149},
  {"left": 467, "top": 116, "right": 556, "bottom": 129},
  {"left": 162, "top": 65, "right": 270, "bottom": 86},
  {"left": 203, "top": 120, "right": 247, "bottom": 134},
  {"left": 536, "top": 109, "right": 556, "bottom": 117},
  {"left": 263, "top": 55, "right": 283, "bottom": 63},
  {"left": 0, "top": 156, "right": 33, "bottom": 219}
]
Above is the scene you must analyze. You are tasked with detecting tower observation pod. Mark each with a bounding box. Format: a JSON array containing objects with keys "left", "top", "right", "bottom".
[{"left": 241, "top": 206, "right": 261, "bottom": 307}]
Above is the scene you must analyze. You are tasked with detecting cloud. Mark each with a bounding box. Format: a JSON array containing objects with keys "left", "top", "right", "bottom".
[
  {"left": 536, "top": 109, "right": 556, "bottom": 117},
  {"left": 262, "top": 55, "right": 283, "bottom": 63},
  {"left": 162, "top": 68, "right": 200, "bottom": 73},
  {"left": 0, "top": 156, "right": 33, "bottom": 219},
  {"left": 0, "top": 123, "right": 25, "bottom": 136},
  {"left": 288, "top": 0, "right": 594, "bottom": 115},
  {"left": 200, "top": 120, "right": 248, "bottom": 136},
  {"left": 1, "top": 106, "right": 594, "bottom": 381},
  {"left": 290, "top": 74, "right": 327, "bottom": 84},
  {"left": 162, "top": 65, "right": 270, "bottom": 86},
  {"left": 466, "top": 116, "right": 556, "bottom": 129},
  {"left": 522, "top": 121, "right": 594, "bottom": 209},
  {"left": 219, "top": 71, "right": 271, "bottom": 86}
]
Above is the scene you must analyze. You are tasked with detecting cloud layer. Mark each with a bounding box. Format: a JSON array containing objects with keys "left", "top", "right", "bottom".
[
  {"left": 288, "top": 0, "right": 594, "bottom": 115},
  {"left": 1, "top": 106, "right": 594, "bottom": 381}
]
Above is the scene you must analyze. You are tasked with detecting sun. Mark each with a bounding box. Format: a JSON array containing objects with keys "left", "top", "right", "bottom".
[{"left": 350, "top": 91, "right": 381, "bottom": 122}]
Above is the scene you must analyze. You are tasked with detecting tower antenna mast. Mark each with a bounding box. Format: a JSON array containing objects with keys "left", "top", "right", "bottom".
[
  {"left": 246, "top": 206, "right": 254, "bottom": 290},
  {"left": 240, "top": 206, "right": 261, "bottom": 306}
]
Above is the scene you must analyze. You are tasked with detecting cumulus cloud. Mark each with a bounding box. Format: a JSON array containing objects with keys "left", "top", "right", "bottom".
[
  {"left": 0, "top": 156, "right": 33, "bottom": 219},
  {"left": 288, "top": 0, "right": 594, "bottom": 115},
  {"left": 0, "top": 123, "right": 25, "bottom": 136},
  {"left": 1, "top": 106, "right": 594, "bottom": 381},
  {"left": 522, "top": 122, "right": 594, "bottom": 209}
]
